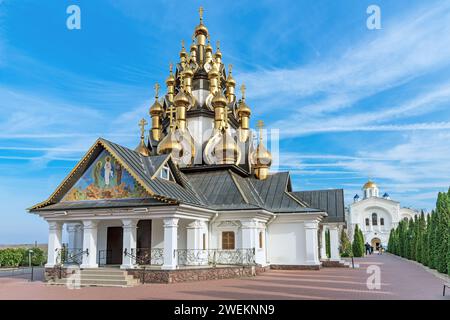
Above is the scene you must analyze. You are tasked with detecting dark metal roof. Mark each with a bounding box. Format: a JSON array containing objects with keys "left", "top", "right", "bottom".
[
  {"left": 290, "top": 189, "right": 345, "bottom": 222},
  {"left": 184, "top": 170, "right": 323, "bottom": 214},
  {"left": 30, "top": 139, "right": 329, "bottom": 216}
]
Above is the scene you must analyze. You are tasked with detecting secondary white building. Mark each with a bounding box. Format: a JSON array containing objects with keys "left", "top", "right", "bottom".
[
  {"left": 347, "top": 181, "right": 417, "bottom": 249},
  {"left": 28, "top": 10, "right": 346, "bottom": 282}
]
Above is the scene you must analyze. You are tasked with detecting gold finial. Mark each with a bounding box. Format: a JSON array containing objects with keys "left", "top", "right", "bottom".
[
  {"left": 154, "top": 83, "right": 160, "bottom": 98},
  {"left": 216, "top": 40, "right": 220, "bottom": 50},
  {"left": 139, "top": 118, "right": 148, "bottom": 139},
  {"left": 199, "top": 6, "right": 204, "bottom": 23},
  {"left": 181, "top": 40, "right": 186, "bottom": 51},
  {"left": 167, "top": 105, "right": 176, "bottom": 129},
  {"left": 207, "top": 35, "right": 211, "bottom": 44},
  {"left": 240, "top": 84, "right": 246, "bottom": 100},
  {"left": 169, "top": 62, "right": 173, "bottom": 74},
  {"left": 228, "top": 64, "right": 233, "bottom": 75}
]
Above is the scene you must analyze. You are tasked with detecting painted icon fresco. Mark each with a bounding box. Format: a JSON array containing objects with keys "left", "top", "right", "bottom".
[{"left": 62, "top": 150, "right": 147, "bottom": 201}]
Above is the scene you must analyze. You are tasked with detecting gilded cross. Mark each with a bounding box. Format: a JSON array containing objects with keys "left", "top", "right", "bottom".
[
  {"left": 216, "top": 40, "right": 220, "bottom": 50},
  {"left": 169, "top": 62, "right": 173, "bottom": 74},
  {"left": 167, "top": 105, "right": 176, "bottom": 128},
  {"left": 240, "top": 84, "right": 246, "bottom": 100},
  {"left": 257, "top": 120, "right": 264, "bottom": 142},
  {"left": 199, "top": 6, "right": 204, "bottom": 22},
  {"left": 181, "top": 40, "right": 185, "bottom": 50},
  {"left": 228, "top": 64, "right": 233, "bottom": 75},
  {"left": 139, "top": 118, "right": 148, "bottom": 138},
  {"left": 154, "top": 83, "right": 160, "bottom": 98}
]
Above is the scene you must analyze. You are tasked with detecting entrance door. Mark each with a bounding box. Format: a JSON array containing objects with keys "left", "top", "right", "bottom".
[
  {"left": 106, "top": 227, "right": 123, "bottom": 265},
  {"left": 371, "top": 238, "right": 381, "bottom": 251}
]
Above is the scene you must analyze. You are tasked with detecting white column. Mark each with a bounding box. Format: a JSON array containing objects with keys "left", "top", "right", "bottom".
[
  {"left": 329, "top": 224, "right": 340, "bottom": 261},
  {"left": 304, "top": 221, "right": 320, "bottom": 265},
  {"left": 45, "top": 221, "right": 63, "bottom": 267},
  {"left": 162, "top": 218, "right": 178, "bottom": 270},
  {"left": 187, "top": 220, "right": 206, "bottom": 250},
  {"left": 241, "top": 219, "right": 260, "bottom": 264},
  {"left": 121, "top": 219, "right": 138, "bottom": 269},
  {"left": 75, "top": 224, "right": 83, "bottom": 250},
  {"left": 80, "top": 220, "right": 98, "bottom": 268},
  {"left": 320, "top": 225, "right": 327, "bottom": 260}
]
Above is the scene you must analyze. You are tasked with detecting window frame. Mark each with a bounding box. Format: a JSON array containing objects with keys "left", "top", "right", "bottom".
[{"left": 221, "top": 231, "right": 235, "bottom": 250}]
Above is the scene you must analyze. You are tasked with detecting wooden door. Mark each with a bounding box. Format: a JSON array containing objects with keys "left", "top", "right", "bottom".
[{"left": 106, "top": 227, "right": 123, "bottom": 265}]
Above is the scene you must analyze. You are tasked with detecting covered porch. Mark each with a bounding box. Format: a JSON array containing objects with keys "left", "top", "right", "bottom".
[{"left": 44, "top": 206, "right": 267, "bottom": 271}]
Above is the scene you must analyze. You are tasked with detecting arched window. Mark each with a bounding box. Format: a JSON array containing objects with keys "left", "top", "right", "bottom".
[
  {"left": 380, "top": 218, "right": 384, "bottom": 226},
  {"left": 365, "top": 218, "right": 370, "bottom": 226},
  {"left": 372, "top": 213, "right": 378, "bottom": 226}
]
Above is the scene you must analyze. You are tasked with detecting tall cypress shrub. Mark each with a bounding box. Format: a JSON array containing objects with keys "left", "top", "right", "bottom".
[
  {"left": 437, "top": 191, "right": 450, "bottom": 273},
  {"left": 352, "top": 225, "right": 363, "bottom": 257}
]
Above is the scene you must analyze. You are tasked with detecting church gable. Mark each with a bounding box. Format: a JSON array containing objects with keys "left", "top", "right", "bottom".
[{"left": 61, "top": 149, "right": 148, "bottom": 202}]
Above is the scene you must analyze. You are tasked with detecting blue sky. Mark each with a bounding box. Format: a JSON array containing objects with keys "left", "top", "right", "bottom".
[{"left": 1, "top": 0, "right": 450, "bottom": 243}]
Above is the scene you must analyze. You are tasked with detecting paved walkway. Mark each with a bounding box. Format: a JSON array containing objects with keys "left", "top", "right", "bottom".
[{"left": 0, "top": 254, "right": 448, "bottom": 300}]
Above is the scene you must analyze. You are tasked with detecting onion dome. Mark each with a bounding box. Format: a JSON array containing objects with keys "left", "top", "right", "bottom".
[
  {"left": 212, "top": 89, "right": 227, "bottom": 107},
  {"left": 157, "top": 131, "right": 182, "bottom": 156},
  {"left": 174, "top": 90, "right": 190, "bottom": 107},
  {"left": 363, "top": 180, "right": 377, "bottom": 189},
  {"left": 215, "top": 43, "right": 222, "bottom": 59},
  {"left": 253, "top": 142, "right": 272, "bottom": 167},
  {"left": 205, "top": 38, "right": 213, "bottom": 53},
  {"left": 194, "top": 7, "right": 209, "bottom": 37},
  {"left": 166, "top": 65, "right": 175, "bottom": 86},
  {"left": 156, "top": 106, "right": 182, "bottom": 157},
  {"left": 179, "top": 40, "right": 188, "bottom": 59},
  {"left": 383, "top": 192, "right": 390, "bottom": 199},
  {"left": 214, "top": 130, "right": 239, "bottom": 164},
  {"left": 208, "top": 62, "right": 219, "bottom": 78},
  {"left": 354, "top": 194, "right": 360, "bottom": 199},
  {"left": 226, "top": 69, "right": 236, "bottom": 87},
  {"left": 237, "top": 99, "right": 251, "bottom": 117},
  {"left": 149, "top": 97, "right": 163, "bottom": 116}
]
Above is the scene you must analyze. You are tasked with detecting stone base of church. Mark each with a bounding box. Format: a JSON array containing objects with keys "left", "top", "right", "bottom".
[
  {"left": 127, "top": 265, "right": 267, "bottom": 284},
  {"left": 44, "top": 266, "right": 78, "bottom": 281},
  {"left": 269, "top": 264, "right": 321, "bottom": 270},
  {"left": 320, "top": 260, "right": 349, "bottom": 268}
]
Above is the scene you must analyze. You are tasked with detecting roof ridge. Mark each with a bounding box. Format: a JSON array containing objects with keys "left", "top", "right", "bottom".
[{"left": 229, "top": 170, "right": 249, "bottom": 204}]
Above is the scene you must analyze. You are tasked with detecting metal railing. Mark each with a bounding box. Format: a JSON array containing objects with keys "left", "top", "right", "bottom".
[
  {"left": 56, "top": 248, "right": 86, "bottom": 265},
  {"left": 123, "top": 248, "right": 164, "bottom": 266},
  {"left": 176, "top": 248, "right": 256, "bottom": 267},
  {"left": 135, "top": 248, "right": 164, "bottom": 266}
]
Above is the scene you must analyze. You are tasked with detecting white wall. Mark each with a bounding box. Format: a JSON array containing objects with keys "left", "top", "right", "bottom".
[{"left": 268, "top": 222, "right": 306, "bottom": 265}]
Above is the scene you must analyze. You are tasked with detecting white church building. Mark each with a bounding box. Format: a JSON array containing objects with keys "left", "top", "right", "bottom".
[
  {"left": 347, "top": 181, "right": 417, "bottom": 250},
  {"left": 28, "top": 9, "right": 346, "bottom": 284}
]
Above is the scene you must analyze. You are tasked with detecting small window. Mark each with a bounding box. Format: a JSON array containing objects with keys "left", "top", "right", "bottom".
[
  {"left": 372, "top": 213, "right": 378, "bottom": 226},
  {"left": 222, "top": 231, "right": 235, "bottom": 250},
  {"left": 365, "top": 218, "right": 370, "bottom": 226},
  {"left": 259, "top": 231, "right": 264, "bottom": 249},
  {"left": 380, "top": 218, "right": 384, "bottom": 226},
  {"left": 160, "top": 164, "right": 171, "bottom": 180}
]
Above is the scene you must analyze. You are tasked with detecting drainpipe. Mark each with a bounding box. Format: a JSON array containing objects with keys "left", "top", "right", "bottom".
[
  {"left": 208, "top": 212, "right": 219, "bottom": 249},
  {"left": 265, "top": 214, "right": 277, "bottom": 265}
]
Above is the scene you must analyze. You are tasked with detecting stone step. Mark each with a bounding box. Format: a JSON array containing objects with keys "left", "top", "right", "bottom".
[
  {"left": 80, "top": 269, "right": 127, "bottom": 276},
  {"left": 50, "top": 278, "right": 134, "bottom": 287}
]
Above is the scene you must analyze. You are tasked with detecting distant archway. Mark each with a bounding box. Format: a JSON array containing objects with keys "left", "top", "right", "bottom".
[{"left": 371, "top": 237, "right": 381, "bottom": 250}]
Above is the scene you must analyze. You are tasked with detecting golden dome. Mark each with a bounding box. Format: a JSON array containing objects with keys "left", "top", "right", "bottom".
[
  {"left": 212, "top": 90, "right": 227, "bottom": 107},
  {"left": 363, "top": 180, "right": 377, "bottom": 189},
  {"left": 194, "top": 23, "right": 209, "bottom": 37},
  {"left": 205, "top": 40, "right": 213, "bottom": 53},
  {"left": 253, "top": 143, "right": 272, "bottom": 167},
  {"left": 149, "top": 99, "right": 163, "bottom": 116},
  {"left": 237, "top": 100, "right": 251, "bottom": 117},
  {"left": 166, "top": 72, "right": 175, "bottom": 86},
  {"left": 174, "top": 90, "right": 190, "bottom": 106},
  {"left": 214, "top": 131, "right": 239, "bottom": 164},
  {"left": 157, "top": 131, "right": 182, "bottom": 156},
  {"left": 135, "top": 140, "right": 151, "bottom": 156}
]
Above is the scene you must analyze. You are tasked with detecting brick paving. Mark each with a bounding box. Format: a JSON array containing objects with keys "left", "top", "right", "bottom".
[{"left": 0, "top": 254, "right": 448, "bottom": 300}]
